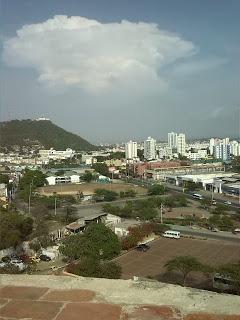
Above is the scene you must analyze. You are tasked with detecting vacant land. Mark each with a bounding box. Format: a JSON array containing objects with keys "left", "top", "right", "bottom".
[
  {"left": 114, "top": 237, "right": 240, "bottom": 289},
  {"left": 38, "top": 182, "right": 147, "bottom": 196}
]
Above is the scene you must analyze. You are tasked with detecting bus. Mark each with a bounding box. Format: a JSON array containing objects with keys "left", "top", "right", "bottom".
[{"left": 162, "top": 230, "right": 180, "bottom": 239}]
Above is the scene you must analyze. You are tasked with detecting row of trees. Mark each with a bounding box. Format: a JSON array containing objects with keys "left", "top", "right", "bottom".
[
  {"left": 94, "top": 188, "right": 137, "bottom": 202},
  {"left": 122, "top": 223, "right": 169, "bottom": 250},
  {"left": 164, "top": 255, "right": 240, "bottom": 294}
]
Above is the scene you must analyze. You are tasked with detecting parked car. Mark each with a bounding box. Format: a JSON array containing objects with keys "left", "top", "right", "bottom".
[
  {"left": 0, "top": 262, "right": 7, "bottom": 269},
  {"left": 136, "top": 244, "right": 150, "bottom": 252},
  {"left": 224, "top": 201, "right": 232, "bottom": 205},
  {"left": 39, "top": 254, "right": 51, "bottom": 262},
  {"left": 30, "top": 256, "right": 41, "bottom": 263},
  {"left": 211, "top": 200, "right": 217, "bottom": 205},
  {"left": 1, "top": 256, "right": 11, "bottom": 263}
]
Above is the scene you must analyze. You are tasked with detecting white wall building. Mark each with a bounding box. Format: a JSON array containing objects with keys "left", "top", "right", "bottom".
[
  {"left": 209, "top": 138, "right": 215, "bottom": 155},
  {"left": 168, "top": 132, "right": 178, "bottom": 149},
  {"left": 125, "top": 140, "right": 137, "bottom": 159},
  {"left": 177, "top": 134, "right": 186, "bottom": 156},
  {"left": 144, "top": 137, "right": 156, "bottom": 160},
  {"left": 230, "top": 141, "right": 240, "bottom": 156},
  {"left": 46, "top": 174, "right": 80, "bottom": 185},
  {"left": 39, "top": 148, "right": 75, "bottom": 160}
]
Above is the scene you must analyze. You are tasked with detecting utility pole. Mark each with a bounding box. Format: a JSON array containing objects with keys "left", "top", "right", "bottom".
[
  {"left": 54, "top": 197, "right": 57, "bottom": 216},
  {"left": 28, "top": 180, "right": 33, "bottom": 215},
  {"left": 211, "top": 183, "right": 214, "bottom": 203},
  {"left": 160, "top": 203, "right": 163, "bottom": 224},
  {"left": 238, "top": 187, "right": 240, "bottom": 206}
]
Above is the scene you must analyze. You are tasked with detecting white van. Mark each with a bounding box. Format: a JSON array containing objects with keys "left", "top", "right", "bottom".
[{"left": 162, "top": 230, "right": 180, "bottom": 239}]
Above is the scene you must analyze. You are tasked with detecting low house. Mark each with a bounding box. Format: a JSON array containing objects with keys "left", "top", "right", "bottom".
[
  {"left": 114, "top": 220, "right": 141, "bottom": 237},
  {"left": 64, "top": 211, "right": 108, "bottom": 234}
]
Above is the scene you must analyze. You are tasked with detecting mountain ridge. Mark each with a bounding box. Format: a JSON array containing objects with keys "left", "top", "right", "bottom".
[{"left": 0, "top": 119, "right": 97, "bottom": 151}]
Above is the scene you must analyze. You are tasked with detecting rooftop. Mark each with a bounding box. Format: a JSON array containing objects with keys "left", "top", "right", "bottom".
[{"left": 0, "top": 275, "right": 239, "bottom": 320}]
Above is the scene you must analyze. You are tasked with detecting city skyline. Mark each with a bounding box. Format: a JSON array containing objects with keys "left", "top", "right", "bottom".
[{"left": 1, "top": 0, "right": 240, "bottom": 143}]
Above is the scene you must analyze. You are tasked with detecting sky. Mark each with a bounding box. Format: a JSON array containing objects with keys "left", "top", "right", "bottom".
[{"left": 0, "top": 0, "right": 239, "bottom": 144}]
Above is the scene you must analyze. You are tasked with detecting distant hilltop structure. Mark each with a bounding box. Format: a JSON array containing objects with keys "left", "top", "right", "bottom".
[{"left": 35, "top": 117, "right": 50, "bottom": 121}]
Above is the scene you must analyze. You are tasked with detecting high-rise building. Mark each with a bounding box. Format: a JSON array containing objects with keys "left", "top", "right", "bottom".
[
  {"left": 209, "top": 138, "right": 215, "bottom": 155},
  {"left": 177, "top": 133, "right": 186, "bottom": 156},
  {"left": 168, "top": 132, "right": 178, "bottom": 149},
  {"left": 213, "top": 143, "right": 231, "bottom": 161},
  {"left": 125, "top": 140, "right": 137, "bottom": 159},
  {"left": 222, "top": 137, "right": 230, "bottom": 145},
  {"left": 144, "top": 137, "right": 156, "bottom": 160},
  {"left": 230, "top": 141, "right": 240, "bottom": 156}
]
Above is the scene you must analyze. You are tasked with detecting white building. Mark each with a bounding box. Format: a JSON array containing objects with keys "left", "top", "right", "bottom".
[
  {"left": 125, "top": 140, "right": 137, "bottom": 159},
  {"left": 39, "top": 148, "right": 75, "bottom": 160},
  {"left": 144, "top": 137, "right": 157, "bottom": 160},
  {"left": 168, "top": 132, "right": 178, "bottom": 149},
  {"left": 46, "top": 174, "right": 80, "bottom": 185},
  {"left": 186, "top": 149, "right": 208, "bottom": 161},
  {"left": 222, "top": 137, "right": 230, "bottom": 145},
  {"left": 230, "top": 141, "right": 240, "bottom": 156},
  {"left": 177, "top": 134, "right": 186, "bottom": 156},
  {"left": 213, "top": 143, "right": 231, "bottom": 161},
  {"left": 209, "top": 138, "right": 216, "bottom": 155}
]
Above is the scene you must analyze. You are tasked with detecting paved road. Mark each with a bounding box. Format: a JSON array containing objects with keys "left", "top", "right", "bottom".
[
  {"left": 164, "top": 182, "right": 239, "bottom": 208},
  {"left": 170, "top": 224, "right": 240, "bottom": 243}
]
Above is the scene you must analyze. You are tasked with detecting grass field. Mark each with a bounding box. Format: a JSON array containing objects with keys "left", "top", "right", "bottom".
[
  {"left": 114, "top": 237, "right": 240, "bottom": 289},
  {"left": 38, "top": 182, "right": 147, "bottom": 196}
]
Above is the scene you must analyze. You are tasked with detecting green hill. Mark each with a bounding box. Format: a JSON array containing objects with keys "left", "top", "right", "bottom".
[{"left": 0, "top": 119, "right": 97, "bottom": 151}]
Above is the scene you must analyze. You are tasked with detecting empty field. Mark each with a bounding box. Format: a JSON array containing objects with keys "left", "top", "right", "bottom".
[
  {"left": 114, "top": 237, "right": 240, "bottom": 289},
  {"left": 38, "top": 182, "right": 147, "bottom": 196}
]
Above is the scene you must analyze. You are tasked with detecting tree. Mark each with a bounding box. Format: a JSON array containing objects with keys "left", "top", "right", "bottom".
[
  {"left": 19, "top": 169, "right": 46, "bottom": 190},
  {"left": 84, "top": 223, "right": 121, "bottom": 260},
  {"left": 82, "top": 171, "right": 93, "bottom": 182},
  {"left": 72, "top": 256, "right": 100, "bottom": 277},
  {"left": 94, "top": 189, "right": 118, "bottom": 202},
  {"left": 148, "top": 184, "right": 165, "bottom": 196},
  {"left": 176, "top": 194, "right": 188, "bottom": 207},
  {"left": 92, "top": 163, "right": 109, "bottom": 176},
  {"left": 63, "top": 206, "right": 77, "bottom": 223},
  {"left": 0, "top": 211, "right": 33, "bottom": 250},
  {"left": 152, "top": 223, "right": 169, "bottom": 235},
  {"left": 69, "top": 258, "right": 122, "bottom": 279},
  {"left": 33, "top": 217, "right": 49, "bottom": 238},
  {"left": 98, "top": 261, "right": 122, "bottom": 279},
  {"left": 55, "top": 170, "right": 65, "bottom": 176},
  {"left": 164, "top": 256, "right": 203, "bottom": 286},
  {"left": 59, "top": 223, "right": 121, "bottom": 260},
  {"left": 59, "top": 233, "right": 88, "bottom": 260}
]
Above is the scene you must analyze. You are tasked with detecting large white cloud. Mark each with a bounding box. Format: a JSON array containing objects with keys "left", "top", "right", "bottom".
[{"left": 2, "top": 15, "right": 196, "bottom": 92}]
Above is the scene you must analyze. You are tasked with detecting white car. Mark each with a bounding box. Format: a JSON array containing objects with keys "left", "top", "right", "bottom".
[{"left": 224, "top": 201, "right": 231, "bottom": 205}]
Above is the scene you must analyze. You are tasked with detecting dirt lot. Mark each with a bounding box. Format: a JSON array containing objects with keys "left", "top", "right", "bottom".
[
  {"left": 114, "top": 237, "right": 240, "bottom": 289},
  {"left": 38, "top": 182, "right": 147, "bottom": 196},
  {"left": 163, "top": 199, "right": 210, "bottom": 219}
]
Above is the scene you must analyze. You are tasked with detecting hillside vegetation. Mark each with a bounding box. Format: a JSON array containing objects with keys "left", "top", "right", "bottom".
[{"left": 0, "top": 119, "right": 97, "bottom": 151}]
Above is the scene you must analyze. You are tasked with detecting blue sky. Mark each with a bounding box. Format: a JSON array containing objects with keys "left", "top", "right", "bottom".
[{"left": 1, "top": 0, "right": 239, "bottom": 143}]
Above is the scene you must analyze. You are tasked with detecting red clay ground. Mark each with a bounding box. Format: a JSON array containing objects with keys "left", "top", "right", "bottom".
[
  {"left": 114, "top": 237, "right": 240, "bottom": 288},
  {"left": 0, "top": 285, "right": 239, "bottom": 320}
]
